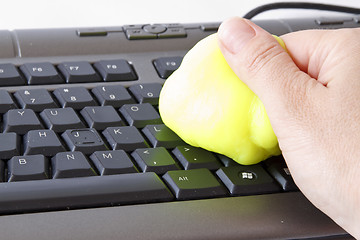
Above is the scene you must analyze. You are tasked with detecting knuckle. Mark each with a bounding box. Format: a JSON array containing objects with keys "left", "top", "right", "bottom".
[{"left": 244, "top": 41, "right": 285, "bottom": 76}]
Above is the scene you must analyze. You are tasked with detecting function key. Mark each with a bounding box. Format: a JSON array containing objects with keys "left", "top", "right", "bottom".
[
  {"left": 93, "top": 59, "right": 137, "bottom": 81},
  {"left": 20, "top": 62, "right": 63, "bottom": 85},
  {"left": 53, "top": 87, "right": 97, "bottom": 110},
  {"left": 0, "top": 90, "right": 17, "bottom": 113},
  {"left": 0, "top": 63, "right": 25, "bottom": 86},
  {"left": 14, "top": 89, "right": 57, "bottom": 112},
  {"left": 128, "top": 83, "right": 162, "bottom": 105},
  {"left": 58, "top": 61, "right": 100, "bottom": 83},
  {"left": 153, "top": 57, "right": 183, "bottom": 79},
  {"left": 92, "top": 85, "right": 135, "bottom": 108}
]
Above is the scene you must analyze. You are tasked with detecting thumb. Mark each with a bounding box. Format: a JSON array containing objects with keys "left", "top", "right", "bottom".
[{"left": 217, "top": 17, "right": 324, "bottom": 131}]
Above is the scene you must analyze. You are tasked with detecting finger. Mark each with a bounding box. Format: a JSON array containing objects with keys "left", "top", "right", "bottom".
[{"left": 217, "top": 17, "right": 327, "bottom": 132}]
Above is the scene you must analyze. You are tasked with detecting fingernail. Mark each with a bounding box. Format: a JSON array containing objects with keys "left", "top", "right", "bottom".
[{"left": 218, "top": 17, "right": 256, "bottom": 54}]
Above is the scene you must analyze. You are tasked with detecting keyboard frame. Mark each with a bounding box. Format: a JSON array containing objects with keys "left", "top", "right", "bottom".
[{"left": 0, "top": 16, "right": 358, "bottom": 239}]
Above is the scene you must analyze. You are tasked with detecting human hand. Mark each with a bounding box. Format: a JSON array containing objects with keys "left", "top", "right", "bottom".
[{"left": 218, "top": 17, "right": 360, "bottom": 238}]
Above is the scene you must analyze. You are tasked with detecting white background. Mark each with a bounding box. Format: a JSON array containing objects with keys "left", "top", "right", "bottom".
[{"left": 0, "top": 0, "right": 359, "bottom": 30}]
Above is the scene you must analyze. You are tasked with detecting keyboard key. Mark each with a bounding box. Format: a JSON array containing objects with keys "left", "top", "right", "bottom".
[
  {"left": 0, "top": 132, "right": 20, "bottom": 160},
  {"left": 125, "top": 29, "right": 156, "bottom": 40},
  {"left": 3, "top": 109, "right": 43, "bottom": 135},
  {"left": 93, "top": 59, "right": 137, "bottom": 81},
  {"left": 172, "top": 146, "right": 222, "bottom": 170},
  {"left": 128, "top": 83, "right": 162, "bottom": 105},
  {"left": 142, "top": 124, "right": 185, "bottom": 148},
  {"left": 131, "top": 147, "right": 179, "bottom": 175},
  {"left": 158, "top": 27, "right": 187, "bottom": 38},
  {"left": 153, "top": 56, "right": 182, "bottom": 79},
  {"left": 90, "top": 150, "right": 138, "bottom": 175},
  {"left": 40, "top": 108, "right": 85, "bottom": 132},
  {"left": 265, "top": 156, "right": 298, "bottom": 191},
  {"left": 0, "top": 63, "right": 25, "bottom": 86},
  {"left": 102, "top": 126, "right": 148, "bottom": 151},
  {"left": 62, "top": 128, "right": 107, "bottom": 155},
  {"left": 217, "top": 154, "right": 239, "bottom": 167},
  {"left": 0, "top": 89, "right": 17, "bottom": 113},
  {"left": 20, "top": 62, "right": 63, "bottom": 85},
  {"left": 216, "top": 165, "right": 281, "bottom": 196},
  {"left": 8, "top": 155, "right": 50, "bottom": 182},
  {"left": 92, "top": 85, "right": 135, "bottom": 108},
  {"left": 143, "top": 24, "right": 167, "bottom": 34},
  {"left": 53, "top": 87, "right": 97, "bottom": 110},
  {"left": 52, "top": 151, "right": 96, "bottom": 178},
  {"left": 163, "top": 168, "right": 227, "bottom": 200},
  {"left": 0, "top": 172, "right": 173, "bottom": 214},
  {"left": 80, "top": 106, "right": 123, "bottom": 130},
  {"left": 0, "top": 161, "right": 4, "bottom": 182},
  {"left": 14, "top": 89, "right": 57, "bottom": 111},
  {"left": 23, "top": 130, "right": 65, "bottom": 156},
  {"left": 58, "top": 61, "right": 100, "bottom": 83},
  {"left": 120, "top": 103, "right": 162, "bottom": 128}
]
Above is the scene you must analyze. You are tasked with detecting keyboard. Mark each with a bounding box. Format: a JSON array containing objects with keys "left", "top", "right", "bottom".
[{"left": 0, "top": 16, "right": 357, "bottom": 240}]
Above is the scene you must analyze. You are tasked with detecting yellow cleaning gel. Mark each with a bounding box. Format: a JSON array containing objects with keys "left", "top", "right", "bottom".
[{"left": 159, "top": 33, "right": 285, "bottom": 165}]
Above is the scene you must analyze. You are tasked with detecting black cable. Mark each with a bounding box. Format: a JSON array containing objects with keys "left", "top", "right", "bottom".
[{"left": 243, "top": 2, "right": 360, "bottom": 20}]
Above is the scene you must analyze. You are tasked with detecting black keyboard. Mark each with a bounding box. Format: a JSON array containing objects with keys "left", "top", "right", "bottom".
[{"left": 0, "top": 17, "right": 357, "bottom": 240}]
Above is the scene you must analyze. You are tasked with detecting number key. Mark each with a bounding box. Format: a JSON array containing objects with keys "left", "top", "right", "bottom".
[
  {"left": 128, "top": 83, "right": 162, "bottom": 105},
  {"left": 53, "top": 87, "right": 97, "bottom": 110},
  {"left": 14, "top": 89, "right": 57, "bottom": 111},
  {"left": 92, "top": 85, "right": 135, "bottom": 108}
]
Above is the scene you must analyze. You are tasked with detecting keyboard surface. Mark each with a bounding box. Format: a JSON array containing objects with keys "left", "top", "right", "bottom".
[{"left": 0, "top": 16, "right": 357, "bottom": 239}]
